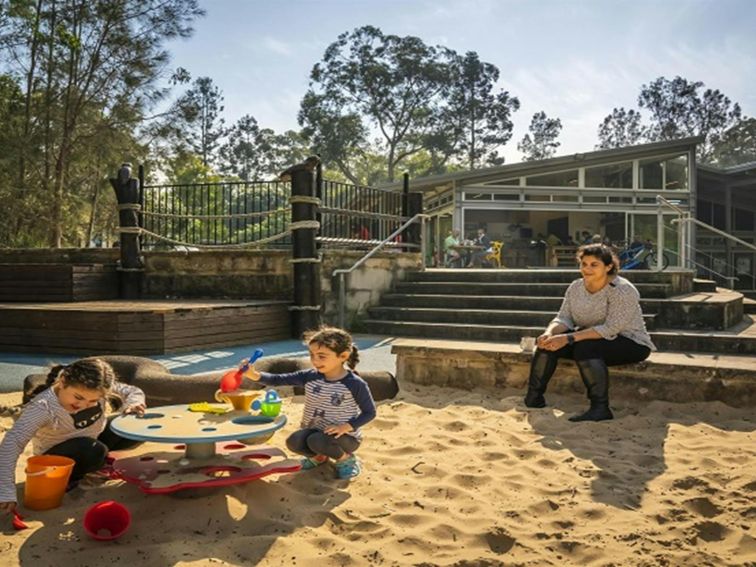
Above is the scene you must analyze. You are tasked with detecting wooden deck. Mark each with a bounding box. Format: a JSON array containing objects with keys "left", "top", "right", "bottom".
[
  {"left": 0, "top": 263, "right": 118, "bottom": 302},
  {"left": 0, "top": 300, "right": 292, "bottom": 354}
]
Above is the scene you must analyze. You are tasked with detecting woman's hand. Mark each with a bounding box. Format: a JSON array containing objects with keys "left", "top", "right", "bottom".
[
  {"left": 324, "top": 423, "right": 353, "bottom": 438},
  {"left": 536, "top": 332, "right": 552, "bottom": 348},
  {"left": 123, "top": 403, "right": 146, "bottom": 416},
  {"left": 0, "top": 501, "right": 16, "bottom": 515},
  {"left": 539, "top": 334, "right": 570, "bottom": 351}
]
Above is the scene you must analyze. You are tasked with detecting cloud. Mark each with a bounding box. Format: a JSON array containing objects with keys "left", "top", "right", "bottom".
[{"left": 262, "top": 37, "right": 294, "bottom": 57}]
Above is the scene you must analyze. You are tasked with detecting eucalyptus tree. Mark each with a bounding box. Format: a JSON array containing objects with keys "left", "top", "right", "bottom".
[
  {"left": 518, "top": 111, "right": 562, "bottom": 161},
  {"left": 299, "top": 25, "right": 454, "bottom": 183},
  {"left": 596, "top": 108, "right": 646, "bottom": 150},
  {"left": 596, "top": 76, "right": 745, "bottom": 163},
  {"left": 0, "top": 0, "right": 204, "bottom": 247}
]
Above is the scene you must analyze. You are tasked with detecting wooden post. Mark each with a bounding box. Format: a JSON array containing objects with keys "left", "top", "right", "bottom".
[
  {"left": 281, "top": 157, "right": 322, "bottom": 337},
  {"left": 110, "top": 162, "right": 143, "bottom": 299}
]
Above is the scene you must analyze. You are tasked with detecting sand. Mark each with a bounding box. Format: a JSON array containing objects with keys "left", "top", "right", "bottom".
[{"left": 1, "top": 384, "right": 754, "bottom": 567}]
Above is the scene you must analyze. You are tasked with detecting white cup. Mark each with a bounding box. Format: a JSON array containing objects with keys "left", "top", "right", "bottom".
[{"left": 520, "top": 336, "right": 536, "bottom": 353}]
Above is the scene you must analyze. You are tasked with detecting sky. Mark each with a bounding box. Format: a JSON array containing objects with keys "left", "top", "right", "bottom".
[{"left": 164, "top": 0, "right": 756, "bottom": 164}]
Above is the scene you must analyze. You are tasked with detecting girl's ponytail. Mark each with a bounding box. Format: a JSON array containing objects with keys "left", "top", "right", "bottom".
[
  {"left": 347, "top": 345, "right": 360, "bottom": 370},
  {"left": 45, "top": 365, "right": 66, "bottom": 388}
]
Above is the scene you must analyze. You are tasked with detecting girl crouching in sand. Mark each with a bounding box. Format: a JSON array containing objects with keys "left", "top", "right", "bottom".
[
  {"left": 0, "top": 359, "right": 146, "bottom": 515},
  {"left": 245, "top": 326, "right": 376, "bottom": 480}
]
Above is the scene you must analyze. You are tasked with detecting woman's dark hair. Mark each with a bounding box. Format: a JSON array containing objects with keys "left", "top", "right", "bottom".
[
  {"left": 577, "top": 243, "right": 619, "bottom": 275},
  {"left": 303, "top": 326, "right": 359, "bottom": 370},
  {"left": 45, "top": 358, "right": 116, "bottom": 394}
]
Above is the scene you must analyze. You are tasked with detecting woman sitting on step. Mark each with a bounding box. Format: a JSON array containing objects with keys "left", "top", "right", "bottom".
[{"left": 524, "top": 244, "right": 656, "bottom": 421}]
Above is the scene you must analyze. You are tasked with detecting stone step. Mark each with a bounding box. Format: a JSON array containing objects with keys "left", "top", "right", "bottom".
[
  {"left": 408, "top": 268, "right": 695, "bottom": 285},
  {"left": 381, "top": 293, "right": 665, "bottom": 314},
  {"left": 366, "top": 320, "right": 756, "bottom": 355},
  {"left": 693, "top": 278, "right": 717, "bottom": 292},
  {"left": 394, "top": 281, "right": 673, "bottom": 298},
  {"left": 368, "top": 306, "right": 657, "bottom": 329},
  {"left": 391, "top": 338, "right": 756, "bottom": 407},
  {"left": 744, "top": 297, "right": 756, "bottom": 315}
]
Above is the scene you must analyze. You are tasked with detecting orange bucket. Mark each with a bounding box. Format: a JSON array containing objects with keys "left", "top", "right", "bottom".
[{"left": 24, "top": 455, "right": 75, "bottom": 510}]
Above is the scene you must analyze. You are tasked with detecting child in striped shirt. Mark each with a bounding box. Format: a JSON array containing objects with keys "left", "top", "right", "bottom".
[
  {"left": 244, "top": 326, "right": 376, "bottom": 480},
  {"left": 0, "top": 359, "right": 146, "bottom": 515}
]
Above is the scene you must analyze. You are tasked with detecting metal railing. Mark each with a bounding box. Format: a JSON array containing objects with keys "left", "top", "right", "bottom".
[
  {"left": 658, "top": 195, "right": 756, "bottom": 288},
  {"left": 333, "top": 213, "right": 430, "bottom": 328}
]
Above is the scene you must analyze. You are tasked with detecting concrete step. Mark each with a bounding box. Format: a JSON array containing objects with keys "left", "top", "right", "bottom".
[
  {"left": 744, "top": 297, "right": 756, "bottom": 315},
  {"left": 394, "top": 281, "right": 673, "bottom": 298},
  {"left": 693, "top": 278, "right": 717, "bottom": 292},
  {"left": 366, "top": 320, "right": 756, "bottom": 355},
  {"left": 408, "top": 268, "right": 693, "bottom": 285},
  {"left": 368, "top": 306, "right": 657, "bottom": 329},
  {"left": 391, "top": 338, "right": 756, "bottom": 407},
  {"left": 381, "top": 293, "right": 664, "bottom": 314}
]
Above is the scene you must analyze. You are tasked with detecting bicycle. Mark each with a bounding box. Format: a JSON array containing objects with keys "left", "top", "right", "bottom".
[{"left": 617, "top": 240, "right": 670, "bottom": 270}]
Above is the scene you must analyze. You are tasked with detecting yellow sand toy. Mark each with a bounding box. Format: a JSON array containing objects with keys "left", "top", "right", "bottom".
[{"left": 187, "top": 402, "right": 230, "bottom": 415}]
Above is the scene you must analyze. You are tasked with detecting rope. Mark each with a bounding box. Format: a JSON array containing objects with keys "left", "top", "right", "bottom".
[
  {"left": 140, "top": 208, "right": 290, "bottom": 220},
  {"left": 289, "top": 220, "right": 320, "bottom": 231},
  {"left": 118, "top": 203, "right": 142, "bottom": 211},
  {"left": 289, "top": 256, "right": 322, "bottom": 264},
  {"left": 319, "top": 207, "right": 410, "bottom": 222},
  {"left": 289, "top": 195, "right": 322, "bottom": 206},
  {"left": 120, "top": 226, "right": 292, "bottom": 248},
  {"left": 116, "top": 267, "right": 144, "bottom": 272},
  {"left": 288, "top": 305, "right": 321, "bottom": 311}
]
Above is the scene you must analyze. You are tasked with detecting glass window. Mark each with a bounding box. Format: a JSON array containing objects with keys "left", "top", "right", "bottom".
[
  {"left": 639, "top": 159, "right": 663, "bottom": 189},
  {"left": 713, "top": 203, "right": 726, "bottom": 229},
  {"left": 639, "top": 154, "right": 688, "bottom": 190},
  {"left": 585, "top": 162, "right": 633, "bottom": 188},
  {"left": 734, "top": 208, "right": 755, "bottom": 231},
  {"left": 464, "top": 193, "right": 492, "bottom": 201},
  {"left": 487, "top": 178, "right": 520, "bottom": 186},
  {"left": 493, "top": 194, "right": 520, "bottom": 201},
  {"left": 525, "top": 170, "right": 578, "bottom": 187},
  {"left": 665, "top": 156, "right": 688, "bottom": 190}
]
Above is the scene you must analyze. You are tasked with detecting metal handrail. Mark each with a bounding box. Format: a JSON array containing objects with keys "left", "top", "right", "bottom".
[{"left": 333, "top": 213, "right": 430, "bottom": 328}]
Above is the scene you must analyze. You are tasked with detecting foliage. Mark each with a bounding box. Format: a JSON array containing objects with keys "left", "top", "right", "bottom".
[
  {"left": 518, "top": 111, "right": 562, "bottom": 161},
  {"left": 596, "top": 76, "right": 748, "bottom": 165},
  {"left": 299, "top": 25, "right": 520, "bottom": 184},
  {"left": 0, "top": 0, "right": 205, "bottom": 247}
]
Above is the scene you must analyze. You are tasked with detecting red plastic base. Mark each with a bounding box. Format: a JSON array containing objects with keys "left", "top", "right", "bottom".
[{"left": 110, "top": 443, "right": 301, "bottom": 494}]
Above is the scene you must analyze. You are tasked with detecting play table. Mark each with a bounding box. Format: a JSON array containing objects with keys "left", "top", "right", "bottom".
[{"left": 109, "top": 403, "right": 301, "bottom": 493}]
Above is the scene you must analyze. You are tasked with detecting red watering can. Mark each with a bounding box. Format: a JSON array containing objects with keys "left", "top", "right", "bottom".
[{"left": 219, "top": 349, "right": 264, "bottom": 393}]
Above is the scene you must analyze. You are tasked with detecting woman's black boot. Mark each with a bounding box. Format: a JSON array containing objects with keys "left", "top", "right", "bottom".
[
  {"left": 569, "top": 358, "right": 613, "bottom": 422},
  {"left": 524, "top": 349, "right": 559, "bottom": 408}
]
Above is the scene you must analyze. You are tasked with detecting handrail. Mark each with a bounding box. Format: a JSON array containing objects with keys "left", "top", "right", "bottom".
[
  {"left": 333, "top": 213, "right": 430, "bottom": 328},
  {"left": 674, "top": 217, "right": 756, "bottom": 253}
]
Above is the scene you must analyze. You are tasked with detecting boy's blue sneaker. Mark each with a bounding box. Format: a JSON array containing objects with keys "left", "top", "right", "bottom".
[
  {"left": 300, "top": 455, "right": 328, "bottom": 470},
  {"left": 335, "top": 455, "right": 361, "bottom": 480}
]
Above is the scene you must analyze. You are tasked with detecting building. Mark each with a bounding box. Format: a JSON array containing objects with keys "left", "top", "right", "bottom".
[{"left": 394, "top": 136, "right": 756, "bottom": 295}]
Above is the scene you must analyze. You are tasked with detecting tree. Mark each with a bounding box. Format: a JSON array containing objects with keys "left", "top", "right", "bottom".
[
  {"left": 176, "top": 76, "right": 226, "bottom": 168},
  {"left": 518, "top": 111, "right": 562, "bottom": 161},
  {"left": 596, "top": 107, "right": 645, "bottom": 149},
  {"left": 709, "top": 118, "right": 756, "bottom": 167},
  {"left": 439, "top": 51, "right": 520, "bottom": 169},
  {"left": 639, "top": 76, "right": 742, "bottom": 162},
  {"left": 596, "top": 76, "right": 745, "bottom": 163},
  {"left": 300, "top": 26, "right": 455, "bottom": 183},
  {"left": 220, "top": 116, "right": 309, "bottom": 181},
  {"left": 0, "top": 0, "right": 204, "bottom": 247}
]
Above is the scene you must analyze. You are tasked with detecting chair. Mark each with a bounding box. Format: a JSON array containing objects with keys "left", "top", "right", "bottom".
[{"left": 485, "top": 241, "right": 504, "bottom": 268}]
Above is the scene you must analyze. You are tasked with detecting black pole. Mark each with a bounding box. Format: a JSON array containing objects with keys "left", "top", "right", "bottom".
[
  {"left": 407, "top": 191, "right": 423, "bottom": 247},
  {"left": 110, "top": 162, "right": 143, "bottom": 299},
  {"left": 283, "top": 156, "right": 322, "bottom": 337}
]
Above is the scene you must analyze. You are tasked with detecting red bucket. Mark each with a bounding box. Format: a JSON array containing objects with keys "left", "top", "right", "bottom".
[{"left": 83, "top": 500, "right": 131, "bottom": 541}]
